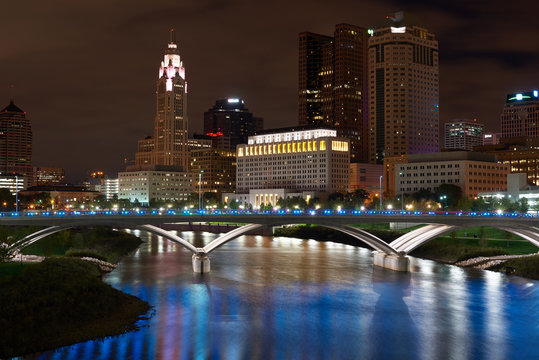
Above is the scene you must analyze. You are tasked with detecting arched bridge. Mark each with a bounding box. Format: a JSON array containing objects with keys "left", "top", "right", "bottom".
[{"left": 2, "top": 212, "right": 538, "bottom": 273}]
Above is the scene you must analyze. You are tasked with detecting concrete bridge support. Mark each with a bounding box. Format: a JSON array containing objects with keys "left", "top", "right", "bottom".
[
  {"left": 373, "top": 251, "right": 410, "bottom": 272},
  {"left": 192, "top": 253, "right": 211, "bottom": 274}
]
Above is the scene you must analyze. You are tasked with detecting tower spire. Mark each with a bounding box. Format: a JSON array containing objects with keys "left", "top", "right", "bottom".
[{"left": 169, "top": 28, "right": 176, "bottom": 44}]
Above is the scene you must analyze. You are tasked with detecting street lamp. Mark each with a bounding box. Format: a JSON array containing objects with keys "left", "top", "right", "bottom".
[
  {"left": 379, "top": 175, "right": 383, "bottom": 210},
  {"left": 15, "top": 175, "right": 18, "bottom": 213},
  {"left": 198, "top": 170, "right": 204, "bottom": 210},
  {"left": 399, "top": 172, "right": 404, "bottom": 211},
  {"left": 440, "top": 195, "right": 447, "bottom": 209}
]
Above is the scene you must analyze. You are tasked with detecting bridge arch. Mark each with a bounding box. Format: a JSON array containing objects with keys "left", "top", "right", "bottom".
[{"left": 390, "top": 223, "right": 539, "bottom": 254}]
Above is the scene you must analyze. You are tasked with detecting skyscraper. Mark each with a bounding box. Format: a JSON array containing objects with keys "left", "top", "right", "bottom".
[
  {"left": 0, "top": 101, "right": 32, "bottom": 182},
  {"left": 368, "top": 13, "right": 439, "bottom": 164},
  {"left": 299, "top": 24, "right": 369, "bottom": 162},
  {"left": 203, "top": 98, "right": 263, "bottom": 150},
  {"left": 444, "top": 118, "right": 484, "bottom": 151},
  {"left": 136, "top": 29, "right": 189, "bottom": 170},
  {"left": 501, "top": 90, "right": 539, "bottom": 138}
]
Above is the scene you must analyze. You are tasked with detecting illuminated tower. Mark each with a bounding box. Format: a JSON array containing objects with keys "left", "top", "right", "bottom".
[
  {"left": 136, "top": 29, "right": 189, "bottom": 170},
  {"left": 368, "top": 13, "right": 439, "bottom": 164}
]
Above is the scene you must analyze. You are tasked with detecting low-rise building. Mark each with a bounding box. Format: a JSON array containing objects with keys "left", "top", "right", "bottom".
[
  {"left": 0, "top": 173, "right": 26, "bottom": 195},
  {"left": 474, "top": 136, "right": 539, "bottom": 186},
  {"left": 350, "top": 163, "right": 383, "bottom": 195},
  {"left": 19, "top": 185, "right": 100, "bottom": 209},
  {"left": 393, "top": 152, "right": 510, "bottom": 198},
  {"left": 118, "top": 165, "right": 194, "bottom": 205},
  {"left": 479, "top": 173, "right": 539, "bottom": 211}
]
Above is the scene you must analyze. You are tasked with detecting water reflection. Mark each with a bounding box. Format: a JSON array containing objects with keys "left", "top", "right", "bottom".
[{"left": 24, "top": 232, "right": 539, "bottom": 360}]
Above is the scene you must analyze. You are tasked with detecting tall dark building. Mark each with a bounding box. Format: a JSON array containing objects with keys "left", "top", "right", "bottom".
[
  {"left": 203, "top": 98, "right": 263, "bottom": 150},
  {"left": 299, "top": 24, "right": 369, "bottom": 162},
  {"left": 0, "top": 101, "right": 32, "bottom": 182},
  {"left": 368, "top": 14, "right": 439, "bottom": 164}
]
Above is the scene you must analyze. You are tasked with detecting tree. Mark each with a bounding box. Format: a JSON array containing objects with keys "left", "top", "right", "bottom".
[
  {"left": 435, "top": 184, "right": 463, "bottom": 210},
  {"left": 0, "top": 189, "right": 15, "bottom": 211}
]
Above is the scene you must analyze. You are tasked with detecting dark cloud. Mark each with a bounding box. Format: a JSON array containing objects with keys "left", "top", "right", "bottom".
[{"left": 0, "top": 0, "right": 537, "bottom": 181}]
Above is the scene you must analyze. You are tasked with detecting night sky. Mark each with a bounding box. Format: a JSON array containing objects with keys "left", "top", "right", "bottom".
[{"left": 1, "top": 0, "right": 537, "bottom": 182}]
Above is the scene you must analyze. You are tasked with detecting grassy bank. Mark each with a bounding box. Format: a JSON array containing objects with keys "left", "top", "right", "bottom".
[
  {"left": 489, "top": 255, "right": 539, "bottom": 280},
  {"left": 0, "top": 261, "right": 38, "bottom": 277},
  {"left": 0, "top": 257, "right": 150, "bottom": 358},
  {"left": 20, "top": 227, "right": 142, "bottom": 263}
]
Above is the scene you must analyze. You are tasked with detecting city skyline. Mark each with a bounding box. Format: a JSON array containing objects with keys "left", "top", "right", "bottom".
[{"left": 1, "top": 0, "right": 537, "bottom": 181}]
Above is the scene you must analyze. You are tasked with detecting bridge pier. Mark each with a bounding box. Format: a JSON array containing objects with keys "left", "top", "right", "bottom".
[
  {"left": 373, "top": 251, "right": 409, "bottom": 272},
  {"left": 192, "top": 253, "right": 211, "bottom": 274}
]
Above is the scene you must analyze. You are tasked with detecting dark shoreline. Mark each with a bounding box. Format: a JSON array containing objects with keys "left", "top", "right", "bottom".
[{"left": 0, "top": 228, "right": 150, "bottom": 359}]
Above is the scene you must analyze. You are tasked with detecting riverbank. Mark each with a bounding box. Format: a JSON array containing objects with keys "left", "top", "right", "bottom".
[
  {"left": 274, "top": 225, "right": 539, "bottom": 280},
  {"left": 0, "top": 227, "right": 150, "bottom": 358},
  {"left": 0, "top": 257, "right": 151, "bottom": 358}
]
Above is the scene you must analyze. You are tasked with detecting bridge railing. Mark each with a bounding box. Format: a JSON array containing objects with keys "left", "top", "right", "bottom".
[{"left": 0, "top": 209, "right": 535, "bottom": 219}]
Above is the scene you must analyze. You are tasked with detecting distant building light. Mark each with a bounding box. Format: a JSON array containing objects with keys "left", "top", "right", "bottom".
[
  {"left": 227, "top": 98, "right": 240, "bottom": 103},
  {"left": 516, "top": 93, "right": 523, "bottom": 100},
  {"left": 367, "top": 29, "right": 374, "bottom": 36},
  {"left": 390, "top": 27, "right": 406, "bottom": 34},
  {"left": 534, "top": 90, "right": 538, "bottom": 97}
]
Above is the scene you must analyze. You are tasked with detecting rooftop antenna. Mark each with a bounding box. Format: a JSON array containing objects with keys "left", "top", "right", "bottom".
[{"left": 169, "top": 28, "right": 176, "bottom": 44}]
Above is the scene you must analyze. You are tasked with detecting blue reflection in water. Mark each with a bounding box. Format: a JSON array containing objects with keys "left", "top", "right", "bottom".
[{"left": 23, "top": 233, "right": 539, "bottom": 360}]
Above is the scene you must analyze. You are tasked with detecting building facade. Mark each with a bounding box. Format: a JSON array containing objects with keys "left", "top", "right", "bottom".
[
  {"left": 0, "top": 101, "right": 32, "bottom": 182},
  {"left": 203, "top": 98, "right": 263, "bottom": 150},
  {"left": 118, "top": 165, "right": 194, "bottom": 205},
  {"left": 350, "top": 163, "right": 383, "bottom": 195},
  {"left": 20, "top": 185, "right": 100, "bottom": 209},
  {"left": 444, "top": 118, "right": 484, "bottom": 151},
  {"left": 368, "top": 17, "right": 439, "bottom": 164},
  {"left": 135, "top": 29, "right": 189, "bottom": 170},
  {"left": 393, "top": 152, "right": 509, "bottom": 198},
  {"left": 0, "top": 173, "right": 26, "bottom": 195},
  {"left": 474, "top": 136, "right": 539, "bottom": 186},
  {"left": 483, "top": 132, "right": 501, "bottom": 145},
  {"left": 299, "top": 24, "right": 369, "bottom": 162},
  {"left": 33, "top": 166, "right": 65, "bottom": 186},
  {"left": 190, "top": 148, "right": 236, "bottom": 196},
  {"left": 479, "top": 173, "right": 539, "bottom": 212},
  {"left": 99, "top": 178, "right": 119, "bottom": 200},
  {"left": 235, "top": 127, "right": 350, "bottom": 201},
  {"left": 501, "top": 90, "right": 539, "bottom": 138}
]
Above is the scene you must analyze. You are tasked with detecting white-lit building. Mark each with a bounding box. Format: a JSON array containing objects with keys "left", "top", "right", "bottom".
[
  {"left": 0, "top": 173, "right": 26, "bottom": 195},
  {"left": 119, "top": 165, "right": 194, "bottom": 205},
  {"left": 100, "top": 178, "right": 119, "bottom": 200},
  {"left": 224, "top": 127, "right": 350, "bottom": 207},
  {"left": 444, "top": 118, "right": 484, "bottom": 151},
  {"left": 479, "top": 173, "right": 539, "bottom": 211}
]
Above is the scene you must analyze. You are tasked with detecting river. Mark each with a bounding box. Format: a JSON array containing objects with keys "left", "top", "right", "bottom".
[{"left": 26, "top": 230, "right": 539, "bottom": 359}]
